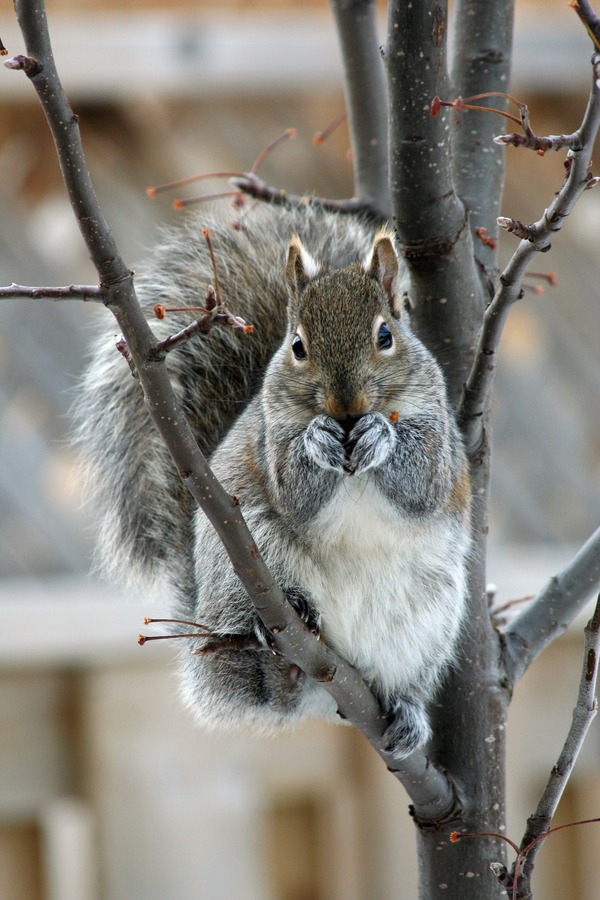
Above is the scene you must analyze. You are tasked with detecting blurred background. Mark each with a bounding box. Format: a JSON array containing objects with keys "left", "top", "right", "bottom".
[{"left": 0, "top": 0, "right": 599, "bottom": 897}]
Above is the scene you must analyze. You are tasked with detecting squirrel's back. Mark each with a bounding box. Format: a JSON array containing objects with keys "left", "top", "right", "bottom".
[{"left": 74, "top": 203, "right": 380, "bottom": 592}]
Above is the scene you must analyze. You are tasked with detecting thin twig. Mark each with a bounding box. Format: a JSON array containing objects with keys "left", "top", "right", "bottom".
[
  {"left": 0, "top": 283, "right": 104, "bottom": 302},
  {"left": 508, "top": 595, "right": 600, "bottom": 897},
  {"left": 570, "top": 0, "right": 600, "bottom": 51},
  {"left": 157, "top": 130, "right": 296, "bottom": 208},
  {"left": 151, "top": 308, "right": 253, "bottom": 355},
  {"left": 494, "top": 126, "right": 583, "bottom": 153},
  {"left": 231, "top": 172, "right": 377, "bottom": 217}
]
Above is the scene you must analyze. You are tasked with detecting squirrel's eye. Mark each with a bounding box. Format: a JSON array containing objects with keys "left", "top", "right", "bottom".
[
  {"left": 292, "top": 333, "right": 307, "bottom": 360},
  {"left": 377, "top": 322, "right": 393, "bottom": 351}
]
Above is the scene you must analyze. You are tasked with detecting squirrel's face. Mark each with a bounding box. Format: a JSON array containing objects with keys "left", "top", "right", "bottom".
[{"left": 265, "top": 233, "right": 420, "bottom": 423}]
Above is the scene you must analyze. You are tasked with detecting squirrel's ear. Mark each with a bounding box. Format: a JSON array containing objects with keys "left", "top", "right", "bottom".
[
  {"left": 367, "top": 233, "right": 401, "bottom": 317},
  {"left": 285, "top": 237, "right": 319, "bottom": 298}
]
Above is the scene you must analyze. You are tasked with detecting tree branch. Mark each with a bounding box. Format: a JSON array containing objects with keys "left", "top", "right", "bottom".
[
  {"left": 8, "top": 0, "right": 457, "bottom": 822},
  {"left": 509, "top": 595, "right": 600, "bottom": 898},
  {"left": 385, "top": 0, "right": 484, "bottom": 406},
  {"left": 571, "top": 0, "right": 600, "bottom": 51},
  {"left": 449, "top": 0, "right": 514, "bottom": 268},
  {"left": 503, "top": 526, "right": 600, "bottom": 684},
  {"left": 230, "top": 172, "right": 379, "bottom": 218},
  {"left": 328, "top": 0, "right": 390, "bottom": 218},
  {"left": 0, "top": 283, "right": 104, "bottom": 302},
  {"left": 386, "top": 0, "right": 460, "bottom": 249},
  {"left": 459, "top": 49, "right": 600, "bottom": 457}
]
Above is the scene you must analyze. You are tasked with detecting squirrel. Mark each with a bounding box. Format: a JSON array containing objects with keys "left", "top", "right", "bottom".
[{"left": 75, "top": 202, "right": 471, "bottom": 758}]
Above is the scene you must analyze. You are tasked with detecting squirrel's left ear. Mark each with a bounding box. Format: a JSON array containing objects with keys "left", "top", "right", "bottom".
[
  {"left": 366, "top": 234, "right": 401, "bottom": 317},
  {"left": 285, "top": 237, "right": 319, "bottom": 299}
]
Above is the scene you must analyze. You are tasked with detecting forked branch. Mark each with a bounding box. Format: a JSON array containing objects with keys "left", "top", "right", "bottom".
[{"left": 459, "top": 48, "right": 600, "bottom": 457}]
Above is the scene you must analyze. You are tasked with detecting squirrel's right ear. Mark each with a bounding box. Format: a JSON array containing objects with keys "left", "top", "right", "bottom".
[{"left": 285, "top": 237, "right": 319, "bottom": 300}]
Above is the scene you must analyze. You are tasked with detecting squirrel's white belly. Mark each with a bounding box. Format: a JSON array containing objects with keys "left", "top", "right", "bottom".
[{"left": 292, "top": 477, "right": 466, "bottom": 701}]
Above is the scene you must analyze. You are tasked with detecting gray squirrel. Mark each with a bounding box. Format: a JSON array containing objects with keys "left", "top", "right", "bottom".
[{"left": 76, "top": 202, "right": 471, "bottom": 758}]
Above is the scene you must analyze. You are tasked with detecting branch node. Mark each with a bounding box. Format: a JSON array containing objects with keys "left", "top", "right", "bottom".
[
  {"left": 4, "top": 53, "right": 42, "bottom": 76},
  {"left": 114, "top": 335, "right": 137, "bottom": 377}
]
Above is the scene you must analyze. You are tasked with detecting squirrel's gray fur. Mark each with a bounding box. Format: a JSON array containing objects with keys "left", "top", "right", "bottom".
[{"left": 75, "top": 202, "right": 471, "bottom": 758}]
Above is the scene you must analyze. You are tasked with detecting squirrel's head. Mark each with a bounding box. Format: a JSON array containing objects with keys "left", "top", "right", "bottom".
[{"left": 277, "top": 231, "right": 419, "bottom": 421}]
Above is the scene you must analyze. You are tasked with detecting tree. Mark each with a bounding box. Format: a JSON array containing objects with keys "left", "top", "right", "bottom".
[{"left": 2, "top": 0, "right": 600, "bottom": 897}]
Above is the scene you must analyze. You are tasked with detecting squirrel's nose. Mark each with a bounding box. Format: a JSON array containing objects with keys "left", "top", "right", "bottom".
[{"left": 324, "top": 392, "right": 368, "bottom": 422}]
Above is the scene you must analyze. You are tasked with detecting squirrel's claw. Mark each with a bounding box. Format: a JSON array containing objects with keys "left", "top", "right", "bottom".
[{"left": 285, "top": 588, "right": 322, "bottom": 638}]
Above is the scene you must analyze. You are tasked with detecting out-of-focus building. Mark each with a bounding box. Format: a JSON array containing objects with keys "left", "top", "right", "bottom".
[{"left": 0, "top": 1, "right": 598, "bottom": 898}]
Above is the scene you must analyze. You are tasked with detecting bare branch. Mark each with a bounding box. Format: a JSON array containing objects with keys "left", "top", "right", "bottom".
[
  {"left": 571, "top": 0, "right": 600, "bottom": 51},
  {"left": 459, "top": 50, "right": 600, "bottom": 456},
  {"left": 503, "top": 526, "right": 600, "bottom": 684},
  {"left": 386, "top": 0, "right": 484, "bottom": 407},
  {"left": 231, "top": 172, "right": 378, "bottom": 218},
  {"left": 387, "top": 1, "right": 461, "bottom": 249},
  {"left": 495, "top": 127, "right": 583, "bottom": 153},
  {"left": 450, "top": 0, "right": 514, "bottom": 266},
  {"left": 9, "top": 0, "right": 457, "bottom": 822},
  {"left": 151, "top": 310, "right": 252, "bottom": 356},
  {"left": 328, "top": 0, "right": 390, "bottom": 218},
  {"left": 0, "top": 283, "right": 104, "bottom": 302},
  {"left": 508, "top": 596, "right": 600, "bottom": 897}
]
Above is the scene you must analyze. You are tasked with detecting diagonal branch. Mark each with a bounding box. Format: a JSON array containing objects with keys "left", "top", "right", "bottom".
[
  {"left": 459, "top": 49, "right": 600, "bottom": 457},
  {"left": 508, "top": 595, "right": 600, "bottom": 898},
  {"left": 571, "top": 0, "right": 600, "bottom": 50},
  {"left": 7, "top": 0, "right": 458, "bottom": 822},
  {"left": 328, "top": 0, "right": 390, "bottom": 218},
  {"left": 503, "top": 526, "right": 600, "bottom": 684}
]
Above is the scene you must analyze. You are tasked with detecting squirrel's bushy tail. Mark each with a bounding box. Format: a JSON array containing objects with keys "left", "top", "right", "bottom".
[{"left": 73, "top": 203, "right": 377, "bottom": 592}]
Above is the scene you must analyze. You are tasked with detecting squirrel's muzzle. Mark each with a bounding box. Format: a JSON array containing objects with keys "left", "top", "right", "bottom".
[{"left": 324, "top": 391, "right": 369, "bottom": 421}]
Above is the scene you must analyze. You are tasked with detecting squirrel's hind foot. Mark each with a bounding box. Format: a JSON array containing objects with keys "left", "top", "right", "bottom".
[{"left": 380, "top": 696, "right": 432, "bottom": 759}]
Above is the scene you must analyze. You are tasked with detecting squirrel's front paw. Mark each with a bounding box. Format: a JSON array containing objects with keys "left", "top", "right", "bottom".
[
  {"left": 304, "top": 416, "right": 345, "bottom": 472},
  {"left": 380, "top": 696, "right": 431, "bottom": 759},
  {"left": 347, "top": 413, "right": 394, "bottom": 475}
]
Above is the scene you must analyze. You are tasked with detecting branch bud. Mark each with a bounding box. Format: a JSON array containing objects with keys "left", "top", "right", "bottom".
[{"left": 4, "top": 54, "right": 42, "bottom": 77}]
